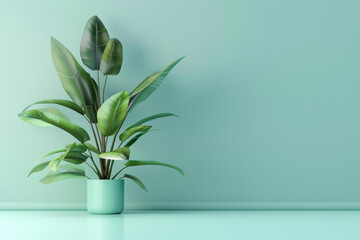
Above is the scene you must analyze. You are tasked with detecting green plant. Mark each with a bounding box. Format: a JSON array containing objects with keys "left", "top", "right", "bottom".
[{"left": 18, "top": 16, "right": 184, "bottom": 191}]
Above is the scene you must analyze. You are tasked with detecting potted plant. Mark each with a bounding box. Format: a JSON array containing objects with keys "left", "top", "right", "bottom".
[{"left": 18, "top": 16, "right": 184, "bottom": 214}]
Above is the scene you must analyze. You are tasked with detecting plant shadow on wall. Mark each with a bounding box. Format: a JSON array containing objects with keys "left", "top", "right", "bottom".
[{"left": 18, "top": 16, "right": 184, "bottom": 190}]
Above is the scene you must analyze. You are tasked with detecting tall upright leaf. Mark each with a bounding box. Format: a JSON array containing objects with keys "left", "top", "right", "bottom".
[
  {"left": 51, "top": 37, "right": 98, "bottom": 122},
  {"left": 80, "top": 16, "right": 110, "bottom": 70},
  {"left": 97, "top": 91, "right": 129, "bottom": 136},
  {"left": 100, "top": 38, "right": 123, "bottom": 75},
  {"left": 22, "top": 109, "right": 90, "bottom": 142},
  {"left": 128, "top": 57, "right": 184, "bottom": 110}
]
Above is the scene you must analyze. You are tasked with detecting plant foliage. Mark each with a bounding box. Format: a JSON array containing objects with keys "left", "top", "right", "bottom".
[{"left": 19, "top": 16, "right": 184, "bottom": 190}]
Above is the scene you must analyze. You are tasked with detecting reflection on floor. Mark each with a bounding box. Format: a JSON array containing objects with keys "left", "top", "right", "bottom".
[{"left": 1, "top": 210, "right": 360, "bottom": 240}]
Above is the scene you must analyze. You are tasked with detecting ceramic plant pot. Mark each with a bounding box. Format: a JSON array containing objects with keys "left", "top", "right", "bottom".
[{"left": 87, "top": 179, "right": 124, "bottom": 214}]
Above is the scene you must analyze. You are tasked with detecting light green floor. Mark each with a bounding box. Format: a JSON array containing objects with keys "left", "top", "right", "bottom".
[{"left": 1, "top": 211, "right": 360, "bottom": 240}]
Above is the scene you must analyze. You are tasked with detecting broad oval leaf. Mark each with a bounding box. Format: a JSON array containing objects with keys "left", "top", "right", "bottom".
[
  {"left": 113, "top": 147, "right": 130, "bottom": 159},
  {"left": 28, "top": 161, "right": 50, "bottom": 177},
  {"left": 119, "top": 125, "right": 151, "bottom": 142},
  {"left": 19, "top": 108, "right": 70, "bottom": 127},
  {"left": 100, "top": 38, "right": 123, "bottom": 75},
  {"left": 24, "top": 99, "right": 84, "bottom": 115},
  {"left": 97, "top": 91, "right": 129, "bottom": 136},
  {"left": 98, "top": 147, "right": 130, "bottom": 160},
  {"left": 123, "top": 174, "right": 147, "bottom": 191},
  {"left": 125, "top": 160, "right": 184, "bottom": 175},
  {"left": 128, "top": 57, "right": 184, "bottom": 111},
  {"left": 80, "top": 16, "right": 110, "bottom": 70},
  {"left": 23, "top": 109, "right": 90, "bottom": 142},
  {"left": 40, "top": 164, "right": 85, "bottom": 184},
  {"left": 51, "top": 37, "right": 98, "bottom": 122}
]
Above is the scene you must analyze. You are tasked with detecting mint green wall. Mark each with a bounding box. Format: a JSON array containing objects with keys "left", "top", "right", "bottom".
[{"left": 2, "top": 0, "right": 360, "bottom": 208}]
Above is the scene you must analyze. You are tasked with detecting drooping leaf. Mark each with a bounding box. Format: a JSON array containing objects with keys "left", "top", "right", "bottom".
[
  {"left": 119, "top": 125, "right": 151, "bottom": 142},
  {"left": 51, "top": 37, "right": 98, "bottom": 122},
  {"left": 100, "top": 38, "right": 123, "bottom": 75},
  {"left": 40, "top": 148, "right": 67, "bottom": 160},
  {"left": 40, "top": 164, "right": 85, "bottom": 184},
  {"left": 129, "top": 113, "right": 178, "bottom": 128},
  {"left": 22, "top": 109, "right": 90, "bottom": 142},
  {"left": 19, "top": 108, "right": 70, "bottom": 127},
  {"left": 64, "top": 154, "right": 88, "bottom": 165},
  {"left": 84, "top": 142, "right": 98, "bottom": 154},
  {"left": 65, "top": 143, "right": 87, "bottom": 152},
  {"left": 24, "top": 99, "right": 84, "bottom": 115},
  {"left": 97, "top": 91, "right": 129, "bottom": 136},
  {"left": 124, "top": 132, "right": 147, "bottom": 148},
  {"left": 98, "top": 147, "right": 130, "bottom": 160},
  {"left": 123, "top": 174, "right": 147, "bottom": 191},
  {"left": 128, "top": 57, "right": 184, "bottom": 110},
  {"left": 125, "top": 160, "right": 184, "bottom": 175},
  {"left": 48, "top": 145, "right": 73, "bottom": 171},
  {"left": 80, "top": 15, "right": 110, "bottom": 70},
  {"left": 113, "top": 147, "right": 130, "bottom": 159},
  {"left": 28, "top": 161, "right": 50, "bottom": 177}
]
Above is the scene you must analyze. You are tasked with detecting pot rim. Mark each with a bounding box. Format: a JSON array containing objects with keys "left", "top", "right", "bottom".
[{"left": 87, "top": 179, "right": 124, "bottom": 182}]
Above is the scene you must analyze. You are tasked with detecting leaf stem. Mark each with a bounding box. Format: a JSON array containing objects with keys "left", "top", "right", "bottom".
[
  {"left": 102, "top": 75, "right": 108, "bottom": 103},
  {"left": 86, "top": 149, "right": 101, "bottom": 177},
  {"left": 97, "top": 70, "right": 101, "bottom": 106},
  {"left": 111, "top": 166, "right": 126, "bottom": 180}
]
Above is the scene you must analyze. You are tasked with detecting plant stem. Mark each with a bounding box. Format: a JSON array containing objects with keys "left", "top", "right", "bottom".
[
  {"left": 85, "top": 162, "right": 99, "bottom": 178},
  {"left": 97, "top": 70, "right": 101, "bottom": 106},
  {"left": 112, "top": 166, "right": 126, "bottom": 180},
  {"left": 102, "top": 75, "right": 108, "bottom": 103},
  {"left": 99, "top": 135, "right": 106, "bottom": 178},
  {"left": 87, "top": 149, "right": 101, "bottom": 177},
  {"left": 108, "top": 160, "right": 114, "bottom": 179}
]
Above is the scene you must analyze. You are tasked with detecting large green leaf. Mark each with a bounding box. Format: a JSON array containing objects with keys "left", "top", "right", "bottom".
[
  {"left": 128, "top": 57, "right": 184, "bottom": 110},
  {"left": 97, "top": 91, "right": 129, "bottom": 136},
  {"left": 100, "top": 38, "right": 123, "bottom": 75},
  {"left": 19, "top": 108, "right": 70, "bottom": 127},
  {"left": 119, "top": 125, "right": 151, "bottom": 142},
  {"left": 129, "top": 113, "right": 178, "bottom": 128},
  {"left": 22, "top": 109, "right": 90, "bottom": 142},
  {"left": 125, "top": 160, "right": 184, "bottom": 175},
  {"left": 28, "top": 161, "right": 50, "bottom": 177},
  {"left": 24, "top": 99, "right": 84, "bottom": 115},
  {"left": 123, "top": 174, "right": 147, "bottom": 191},
  {"left": 80, "top": 16, "right": 110, "bottom": 70},
  {"left": 40, "top": 164, "right": 85, "bottom": 184},
  {"left": 51, "top": 37, "right": 98, "bottom": 122},
  {"left": 98, "top": 147, "right": 130, "bottom": 160}
]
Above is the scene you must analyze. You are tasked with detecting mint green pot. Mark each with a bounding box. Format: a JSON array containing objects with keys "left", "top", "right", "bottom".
[{"left": 87, "top": 179, "right": 124, "bottom": 214}]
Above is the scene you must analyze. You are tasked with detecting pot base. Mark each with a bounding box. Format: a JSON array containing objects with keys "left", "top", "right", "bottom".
[{"left": 87, "top": 179, "right": 124, "bottom": 214}]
